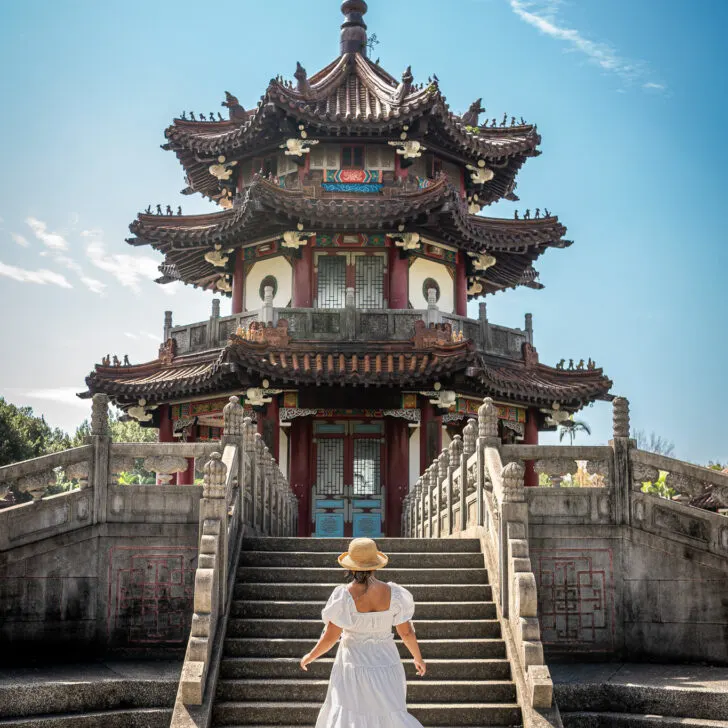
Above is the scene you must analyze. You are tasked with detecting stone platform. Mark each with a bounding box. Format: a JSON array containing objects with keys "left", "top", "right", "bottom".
[
  {"left": 553, "top": 662, "right": 728, "bottom": 727},
  {"left": 0, "top": 659, "right": 180, "bottom": 727}
]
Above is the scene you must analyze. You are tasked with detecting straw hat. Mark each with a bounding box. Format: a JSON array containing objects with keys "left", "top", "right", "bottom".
[{"left": 337, "top": 538, "right": 389, "bottom": 571}]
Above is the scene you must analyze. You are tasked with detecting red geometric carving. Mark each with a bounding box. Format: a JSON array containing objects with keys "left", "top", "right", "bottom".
[
  {"left": 107, "top": 546, "right": 196, "bottom": 644},
  {"left": 531, "top": 548, "right": 615, "bottom": 650}
]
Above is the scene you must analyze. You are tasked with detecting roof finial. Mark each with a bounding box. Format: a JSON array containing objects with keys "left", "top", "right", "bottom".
[{"left": 340, "top": 0, "right": 368, "bottom": 56}]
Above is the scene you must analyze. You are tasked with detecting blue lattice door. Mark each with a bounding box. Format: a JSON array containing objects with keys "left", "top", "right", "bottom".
[{"left": 312, "top": 421, "right": 384, "bottom": 538}]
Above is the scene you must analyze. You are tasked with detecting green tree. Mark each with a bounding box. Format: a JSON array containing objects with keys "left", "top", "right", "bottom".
[
  {"left": 641, "top": 470, "right": 676, "bottom": 500},
  {"left": 558, "top": 418, "right": 591, "bottom": 445},
  {"left": 0, "top": 397, "right": 70, "bottom": 467}
]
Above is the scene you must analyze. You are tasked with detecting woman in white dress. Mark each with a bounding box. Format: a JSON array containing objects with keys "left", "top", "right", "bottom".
[{"left": 300, "top": 538, "right": 426, "bottom": 728}]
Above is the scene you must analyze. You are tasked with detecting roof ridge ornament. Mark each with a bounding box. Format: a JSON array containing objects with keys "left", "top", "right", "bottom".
[
  {"left": 340, "top": 0, "right": 368, "bottom": 56},
  {"left": 392, "top": 66, "right": 413, "bottom": 106},
  {"left": 295, "top": 62, "right": 311, "bottom": 95},
  {"left": 221, "top": 91, "right": 246, "bottom": 121}
]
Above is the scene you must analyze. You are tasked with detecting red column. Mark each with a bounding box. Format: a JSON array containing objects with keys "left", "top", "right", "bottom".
[
  {"left": 232, "top": 249, "right": 244, "bottom": 314},
  {"left": 289, "top": 417, "right": 313, "bottom": 536},
  {"left": 524, "top": 407, "right": 539, "bottom": 487},
  {"left": 389, "top": 244, "right": 408, "bottom": 309},
  {"left": 177, "top": 425, "right": 196, "bottom": 485},
  {"left": 293, "top": 241, "right": 313, "bottom": 308},
  {"left": 419, "top": 398, "right": 443, "bottom": 474},
  {"left": 455, "top": 251, "right": 467, "bottom": 316},
  {"left": 386, "top": 418, "right": 409, "bottom": 536},
  {"left": 394, "top": 154, "right": 408, "bottom": 180},
  {"left": 262, "top": 395, "right": 280, "bottom": 462}
]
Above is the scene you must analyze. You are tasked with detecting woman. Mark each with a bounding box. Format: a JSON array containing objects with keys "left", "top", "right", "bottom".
[{"left": 300, "top": 537, "right": 426, "bottom": 728}]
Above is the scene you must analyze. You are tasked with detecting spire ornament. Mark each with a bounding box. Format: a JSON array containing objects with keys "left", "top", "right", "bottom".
[{"left": 340, "top": 0, "right": 368, "bottom": 56}]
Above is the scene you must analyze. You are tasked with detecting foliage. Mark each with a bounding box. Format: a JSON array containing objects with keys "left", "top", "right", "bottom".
[
  {"left": 0, "top": 397, "right": 71, "bottom": 467},
  {"left": 708, "top": 461, "right": 727, "bottom": 471},
  {"left": 640, "top": 470, "right": 676, "bottom": 500},
  {"left": 632, "top": 429, "right": 675, "bottom": 457},
  {"left": 117, "top": 470, "right": 156, "bottom": 486},
  {"left": 538, "top": 472, "right": 553, "bottom": 487},
  {"left": 558, "top": 418, "right": 591, "bottom": 446},
  {"left": 464, "top": 125, "right": 481, "bottom": 134}
]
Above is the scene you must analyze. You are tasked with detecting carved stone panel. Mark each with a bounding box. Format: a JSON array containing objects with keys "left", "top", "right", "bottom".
[
  {"left": 359, "top": 313, "right": 389, "bottom": 339},
  {"left": 285, "top": 312, "right": 309, "bottom": 335},
  {"left": 107, "top": 546, "right": 196, "bottom": 645},
  {"left": 652, "top": 505, "right": 710, "bottom": 543},
  {"left": 531, "top": 548, "right": 615, "bottom": 651},
  {"left": 190, "top": 325, "right": 206, "bottom": 350},
  {"left": 311, "top": 312, "right": 340, "bottom": 335},
  {"left": 394, "top": 315, "right": 420, "bottom": 339}
]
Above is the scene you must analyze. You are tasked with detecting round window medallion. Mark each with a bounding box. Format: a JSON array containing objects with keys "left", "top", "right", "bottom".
[
  {"left": 259, "top": 275, "right": 278, "bottom": 300},
  {"left": 422, "top": 278, "right": 441, "bottom": 302}
]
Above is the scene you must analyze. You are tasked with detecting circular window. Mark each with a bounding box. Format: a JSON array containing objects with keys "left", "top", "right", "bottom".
[
  {"left": 259, "top": 275, "right": 278, "bottom": 301},
  {"left": 422, "top": 278, "right": 441, "bottom": 302}
]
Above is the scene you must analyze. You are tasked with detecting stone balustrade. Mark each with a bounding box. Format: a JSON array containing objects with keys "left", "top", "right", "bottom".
[{"left": 168, "top": 303, "right": 529, "bottom": 360}]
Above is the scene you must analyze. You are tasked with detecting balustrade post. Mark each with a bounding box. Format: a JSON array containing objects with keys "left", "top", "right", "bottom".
[
  {"left": 415, "top": 478, "right": 424, "bottom": 538},
  {"left": 463, "top": 419, "right": 477, "bottom": 528},
  {"left": 433, "top": 458, "right": 442, "bottom": 538},
  {"left": 437, "top": 450, "right": 449, "bottom": 536},
  {"left": 477, "top": 398, "right": 499, "bottom": 527},
  {"left": 91, "top": 393, "right": 111, "bottom": 524},
  {"left": 499, "top": 461, "right": 527, "bottom": 618},
  {"left": 254, "top": 434, "right": 265, "bottom": 533},
  {"left": 448, "top": 436, "right": 464, "bottom": 531},
  {"left": 201, "top": 452, "right": 228, "bottom": 608},
  {"left": 611, "top": 397, "right": 633, "bottom": 526},
  {"left": 263, "top": 447, "right": 273, "bottom": 535},
  {"left": 223, "top": 396, "right": 245, "bottom": 526},
  {"left": 243, "top": 418, "right": 255, "bottom": 527},
  {"left": 427, "top": 466, "right": 436, "bottom": 538}
]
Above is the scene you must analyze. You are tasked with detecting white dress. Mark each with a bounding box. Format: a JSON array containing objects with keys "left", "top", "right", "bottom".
[{"left": 315, "top": 582, "right": 423, "bottom": 728}]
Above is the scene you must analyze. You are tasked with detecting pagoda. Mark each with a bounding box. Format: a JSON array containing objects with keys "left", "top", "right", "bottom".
[{"left": 83, "top": 0, "right": 612, "bottom": 537}]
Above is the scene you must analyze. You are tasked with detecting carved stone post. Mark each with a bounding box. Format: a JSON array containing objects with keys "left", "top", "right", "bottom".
[
  {"left": 499, "top": 461, "right": 527, "bottom": 618},
  {"left": 427, "top": 465, "right": 436, "bottom": 538},
  {"left": 611, "top": 397, "right": 633, "bottom": 526},
  {"left": 415, "top": 478, "right": 424, "bottom": 538},
  {"left": 202, "top": 452, "right": 228, "bottom": 608},
  {"left": 91, "top": 393, "right": 111, "bottom": 524},
  {"left": 448, "top": 435, "right": 464, "bottom": 531},
  {"left": 261, "top": 284, "right": 274, "bottom": 325},
  {"left": 223, "top": 396, "right": 245, "bottom": 524},
  {"left": 425, "top": 287, "right": 442, "bottom": 326},
  {"left": 243, "top": 418, "right": 255, "bottom": 526},
  {"left": 163, "top": 310, "right": 173, "bottom": 341},
  {"left": 476, "top": 397, "right": 499, "bottom": 527},
  {"left": 254, "top": 434, "right": 265, "bottom": 533},
  {"left": 263, "top": 446, "right": 273, "bottom": 535},
  {"left": 463, "top": 418, "right": 477, "bottom": 502},
  {"left": 437, "top": 450, "right": 449, "bottom": 536}
]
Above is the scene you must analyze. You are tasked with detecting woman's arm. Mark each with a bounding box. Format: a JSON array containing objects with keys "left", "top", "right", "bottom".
[
  {"left": 300, "top": 622, "right": 343, "bottom": 671},
  {"left": 395, "top": 621, "right": 426, "bottom": 676}
]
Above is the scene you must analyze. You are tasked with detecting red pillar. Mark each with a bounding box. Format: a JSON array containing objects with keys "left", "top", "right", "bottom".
[
  {"left": 158, "top": 404, "right": 177, "bottom": 485},
  {"left": 419, "top": 398, "right": 443, "bottom": 474},
  {"left": 389, "top": 244, "right": 408, "bottom": 309},
  {"left": 177, "top": 425, "right": 196, "bottom": 485},
  {"left": 394, "top": 154, "right": 408, "bottom": 180},
  {"left": 232, "top": 249, "right": 244, "bottom": 314},
  {"left": 386, "top": 418, "right": 409, "bottom": 536},
  {"left": 524, "top": 407, "right": 539, "bottom": 487},
  {"left": 289, "top": 417, "right": 313, "bottom": 536},
  {"left": 261, "top": 395, "right": 280, "bottom": 462},
  {"left": 455, "top": 251, "right": 467, "bottom": 316},
  {"left": 293, "top": 242, "right": 313, "bottom": 308}
]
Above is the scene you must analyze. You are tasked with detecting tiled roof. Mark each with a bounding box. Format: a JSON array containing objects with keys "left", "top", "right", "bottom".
[
  {"left": 163, "top": 52, "right": 540, "bottom": 202},
  {"left": 128, "top": 177, "right": 569, "bottom": 295}
]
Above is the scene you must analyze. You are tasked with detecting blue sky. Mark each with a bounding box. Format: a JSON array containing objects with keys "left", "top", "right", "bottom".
[{"left": 0, "top": 0, "right": 725, "bottom": 464}]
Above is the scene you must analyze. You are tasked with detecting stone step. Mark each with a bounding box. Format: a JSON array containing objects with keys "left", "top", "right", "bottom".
[
  {"left": 231, "top": 599, "right": 497, "bottom": 620},
  {"left": 211, "top": 701, "right": 521, "bottom": 726},
  {"left": 238, "top": 551, "right": 484, "bottom": 569},
  {"left": 215, "top": 678, "right": 516, "bottom": 704},
  {"left": 561, "top": 712, "right": 728, "bottom": 728},
  {"left": 219, "top": 657, "right": 512, "bottom": 681},
  {"left": 0, "top": 679, "right": 175, "bottom": 719},
  {"left": 223, "top": 638, "right": 507, "bottom": 660},
  {"left": 555, "top": 681, "right": 728, "bottom": 722},
  {"left": 234, "top": 582, "right": 492, "bottom": 602},
  {"left": 236, "top": 567, "right": 488, "bottom": 585},
  {"left": 241, "top": 538, "right": 482, "bottom": 553},
  {"left": 225, "top": 619, "right": 501, "bottom": 639},
  {"left": 0, "top": 707, "right": 171, "bottom": 728}
]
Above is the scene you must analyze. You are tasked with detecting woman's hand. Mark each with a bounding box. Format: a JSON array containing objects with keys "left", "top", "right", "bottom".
[
  {"left": 414, "top": 659, "right": 426, "bottom": 677},
  {"left": 300, "top": 652, "right": 314, "bottom": 671}
]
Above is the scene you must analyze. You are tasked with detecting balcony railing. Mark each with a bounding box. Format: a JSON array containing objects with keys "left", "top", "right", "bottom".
[{"left": 166, "top": 300, "right": 531, "bottom": 360}]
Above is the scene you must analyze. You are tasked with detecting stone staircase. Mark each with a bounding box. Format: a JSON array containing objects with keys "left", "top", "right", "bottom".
[{"left": 211, "top": 537, "right": 522, "bottom": 727}]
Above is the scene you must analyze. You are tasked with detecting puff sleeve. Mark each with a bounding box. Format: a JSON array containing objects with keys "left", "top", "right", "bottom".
[
  {"left": 321, "top": 585, "right": 357, "bottom": 629},
  {"left": 390, "top": 583, "right": 416, "bottom": 626}
]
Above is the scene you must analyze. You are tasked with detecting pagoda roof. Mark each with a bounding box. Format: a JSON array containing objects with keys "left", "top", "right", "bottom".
[
  {"left": 128, "top": 176, "right": 569, "bottom": 294},
  {"left": 165, "top": 51, "right": 539, "bottom": 203},
  {"left": 83, "top": 336, "right": 610, "bottom": 411}
]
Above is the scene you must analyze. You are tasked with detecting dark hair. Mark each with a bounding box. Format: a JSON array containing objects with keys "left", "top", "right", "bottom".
[{"left": 345, "top": 570, "right": 373, "bottom": 585}]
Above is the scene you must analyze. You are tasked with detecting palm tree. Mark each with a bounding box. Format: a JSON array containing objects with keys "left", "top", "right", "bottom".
[{"left": 558, "top": 418, "right": 591, "bottom": 445}]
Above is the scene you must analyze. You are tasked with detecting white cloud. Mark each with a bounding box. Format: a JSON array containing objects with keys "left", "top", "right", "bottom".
[
  {"left": 26, "top": 217, "right": 69, "bottom": 250},
  {"left": 49, "top": 252, "right": 106, "bottom": 295},
  {"left": 18, "top": 387, "right": 89, "bottom": 410},
  {"left": 507, "top": 0, "right": 666, "bottom": 92},
  {"left": 11, "top": 233, "right": 29, "bottom": 247},
  {"left": 141, "top": 331, "right": 161, "bottom": 341},
  {"left": 84, "top": 234, "right": 160, "bottom": 292},
  {"left": 0, "top": 261, "right": 73, "bottom": 288},
  {"left": 124, "top": 332, "right": 139, "bottom": 340}
]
